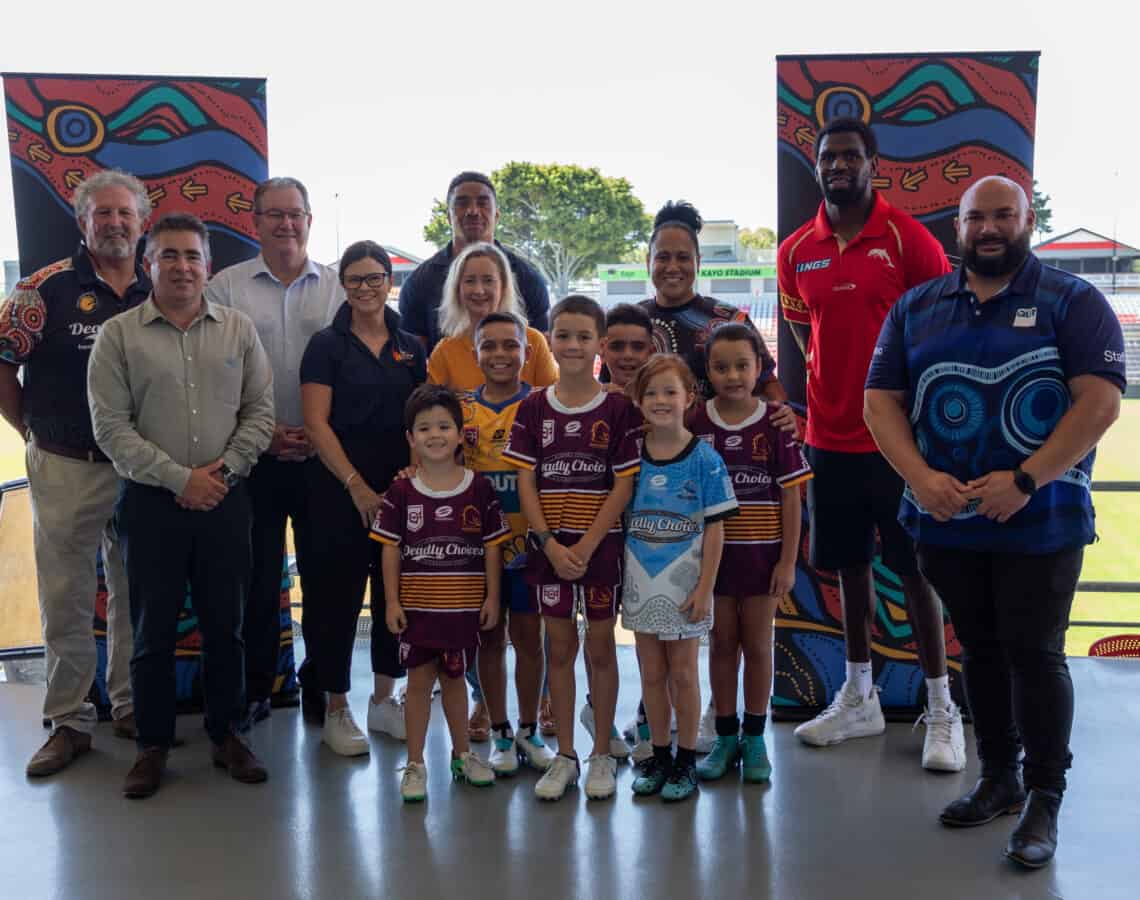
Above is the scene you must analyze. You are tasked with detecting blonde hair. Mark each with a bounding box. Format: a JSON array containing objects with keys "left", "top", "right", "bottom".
[{"left": 438, "top": 242, "right": 524, "bottom": 339}]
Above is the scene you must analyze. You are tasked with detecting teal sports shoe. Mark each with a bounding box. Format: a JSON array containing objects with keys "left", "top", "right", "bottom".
[
  {"left": 631, "top": 755, "right": 670, "bottom": 796},
  {"left": 696, "top": 734, "right": 740, "bottom": 782},
  {"left": 661, "top": 761, "right": 698, "bottom": 802},
  {"left": 741, "top": 733, "right": 772, "bottom": 783}
]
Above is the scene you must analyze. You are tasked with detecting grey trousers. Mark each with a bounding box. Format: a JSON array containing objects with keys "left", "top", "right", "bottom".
[{"left": 26, "top": 438, "right": 133, "bottom": 733}]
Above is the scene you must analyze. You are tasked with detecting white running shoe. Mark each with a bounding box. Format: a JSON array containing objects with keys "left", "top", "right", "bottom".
[
  {"left": 515, "top": 730, "right": 556, "bottom": 771},
  {"left": 535, "top": 754, "right": 580, "bottom": 801},
  {"left": 579, "top": 702, "right": 630, "bottom": 760},
  {"left": 323, "top": 707, "right": 370, "bottom": 757},
  {"left": 455, "top": 751, "right": 495, "bottom": 786},
  {"left": 584, "top": 753, "right": 617, "bottom": 800},
  {"left": 401, "top": 761, "right": 427, "bottom": 802},
  {"left": 795, "top": 682, "right": 886, "bottom": 746},
  {"left": 490, "top": 735, "right": 520, "bottom": 776},
  {"left": 696, "top": 700, "right": 717, "bottom": 753},
  {"left": 917, "top": 701, "right": 967, "bottom": 772},
  {"left": 367, "top": 695, "right": 407, "bottom": 741}
]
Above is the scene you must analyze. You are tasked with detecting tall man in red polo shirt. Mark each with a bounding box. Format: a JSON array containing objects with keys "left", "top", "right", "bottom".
[{"left": 778, "top": 117, "right": 965, "bottom": 771}]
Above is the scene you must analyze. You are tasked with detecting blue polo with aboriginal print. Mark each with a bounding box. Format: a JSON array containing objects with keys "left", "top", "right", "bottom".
[{"left": 867, "top": 255, "right": 1126, "bottom": 554}]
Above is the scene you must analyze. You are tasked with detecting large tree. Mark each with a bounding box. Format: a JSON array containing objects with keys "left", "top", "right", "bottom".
[
  {"left": 424, "top": 162, "right": 650, "bottom": 297},
  {"left": 739, "top": 226, "right": 776, "bottom": 250},
  {"left": 1032, "top": 179, "right": 1053, "bottom": 239}
]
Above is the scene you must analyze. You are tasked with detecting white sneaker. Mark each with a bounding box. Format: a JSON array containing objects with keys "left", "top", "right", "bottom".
[
  {"left": 584, "top": 753, "right": 617, "bottom": 800},
  {"left": 401, "top": 761, "right": 427, "bottom": 802},
  {"left": 323, "top": 707, "right": 370, "bottom": 757},
  {"left": 579, "top": 702, "right": 631, "bottom": 760},
  {"left": 535, "top": 754, "right": 580, "bottom": 801},
  {"left": 367, "top": 695, "right": 407, "bottom": 741},
  {"left": 794, "top": 682, "right": 887, "bottom": 747},
  {"left": 455, "top": 750, "right": 495, "bottom": 786},
  {"left": 917, "top": 701, "right": 967, "bottom": 772},
  {"left": 490, "top": 734, "right": 520, "bottom": 775},
  {"left": 515, "top": 730, "right": 556, "bottom": 771},
  {"left": 696, "top": 700, "right": 717, "bottom": 753}
]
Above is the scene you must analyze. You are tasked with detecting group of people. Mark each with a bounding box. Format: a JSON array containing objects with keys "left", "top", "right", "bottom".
[{"left": 0, "top": 116, "right": 1124, "bottom": 870}]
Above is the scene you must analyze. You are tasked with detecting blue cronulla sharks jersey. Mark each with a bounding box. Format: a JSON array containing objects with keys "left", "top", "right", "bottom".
[{"left": 622, "top": 437, "right": 738, "bottom": 638}]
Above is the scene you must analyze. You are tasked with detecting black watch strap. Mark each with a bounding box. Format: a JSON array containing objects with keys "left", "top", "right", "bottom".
[{"left": 1013, "top": 466, "right": 1037, "bottom": 496}]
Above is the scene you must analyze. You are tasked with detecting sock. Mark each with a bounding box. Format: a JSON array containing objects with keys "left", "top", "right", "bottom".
[
  {"left": 926, "top": 675, "right": 951, "bottom": 709},
  {"left": 492, "top": 721, "right": 512, "bottom": 740},
  {"left": 675, "top": 746, "right": 696, "bottom": 769},
  {"left": 517, "top": 721, "right": 537, "bottom": 739},
  {"left": 715, "top": 714, "right": 740, "bottom": 737},
  {"left": 636, "top": 699, "right": 647, "bottom": 726},
  {"left": 653, "top": 743, "right": 673, "bottom": 765},
  {"left": 846, "top": 661, "right": 873, "bottom": 698},
  {"left": 742, "top": 712, "right": 766, "bottom": 736}
]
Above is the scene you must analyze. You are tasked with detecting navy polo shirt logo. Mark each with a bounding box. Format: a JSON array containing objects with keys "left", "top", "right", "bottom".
[
  {"left": 76, "top": 292, "right": 99, "bottom": 313},
  {"left": 1014, "top": 308, "right": 1037, "bottom": 327}
]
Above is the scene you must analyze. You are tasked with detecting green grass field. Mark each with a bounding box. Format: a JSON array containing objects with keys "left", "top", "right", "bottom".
[{"left": 2, "top": 402, "right": 1138, "bottom": 655}]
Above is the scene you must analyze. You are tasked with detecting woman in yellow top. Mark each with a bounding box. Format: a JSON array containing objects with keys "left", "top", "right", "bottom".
[{"left": 427, "top": 242, "right": 558, "bottom": 390}]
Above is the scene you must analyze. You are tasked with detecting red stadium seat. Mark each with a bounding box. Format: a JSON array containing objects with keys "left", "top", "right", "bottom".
[{"left": 1088, "top": 634, "right": 1140, "bottom": 658}]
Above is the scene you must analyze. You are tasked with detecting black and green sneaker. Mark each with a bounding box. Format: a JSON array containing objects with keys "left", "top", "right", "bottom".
[
  {"left": 631, "top": 755, "right": 671, "bottom": 796},
  {"left": 661, "top": 761, "right": 698, "bottom": 802}
]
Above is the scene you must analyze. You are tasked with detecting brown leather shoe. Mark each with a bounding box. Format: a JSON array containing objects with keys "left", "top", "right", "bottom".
[
  {"left": 123, "top": 748, "right": 168, "bottom": 799},
  {"left": 112, "top": 713, "right": 137, "bottom": 741},
  {"left": 211, "top": 734, "right": 268, "bottom": 784},
  {"left": 26, "top": 727, "right": 92, "bottom": 777}
]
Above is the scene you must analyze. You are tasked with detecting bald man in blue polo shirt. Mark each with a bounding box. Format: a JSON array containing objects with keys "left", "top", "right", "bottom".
[{"left": 865, "top": 176, "right": 1125, "bottom": 869}]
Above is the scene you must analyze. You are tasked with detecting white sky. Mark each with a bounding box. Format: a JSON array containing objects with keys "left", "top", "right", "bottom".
[{"left": 2, "top": 0, "right": 1137, "bottom": 268}]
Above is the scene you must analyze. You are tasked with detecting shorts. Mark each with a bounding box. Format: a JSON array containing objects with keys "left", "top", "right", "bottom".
[
  {"left": 804, "top": 446, "right": 918, "bottom": 576},
  {"left": 534, "top": 582, "right": 620, "bottom": 622},
  {"left": 504, "top": 566, "right": 538, "bottom": 615},
  {"left": 399, "top": 641, "right": 476, "bottom": 679}
]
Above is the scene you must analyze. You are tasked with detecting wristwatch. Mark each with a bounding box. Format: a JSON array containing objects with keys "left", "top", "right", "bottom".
[
  {"left": 532, "top": 530, "right": 554, "bottom": 550},
  {"left": 1013, "top": 466, "right": 1037, "bottom": 497},
  {"left": 218, "top": 463, "right": 242, "bottom": 489}
]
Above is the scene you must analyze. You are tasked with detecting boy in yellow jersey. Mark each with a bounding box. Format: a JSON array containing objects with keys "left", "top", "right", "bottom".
[{"left": 460, "top": 312, "right": 557, "bottom": 775}]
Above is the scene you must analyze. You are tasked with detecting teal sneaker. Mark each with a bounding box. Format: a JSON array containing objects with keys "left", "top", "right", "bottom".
[
  {"left": 631, "top": 755, "right": 670, "bottom": 796},
  {"left": 661, "top": 761, "right": 698, "bottom": 802},
  {"left": 741, "top": 733, "right": 772, "bottom": 783},
  {"left": 696, "top": 734, "right": 740, "bottom": 781}
]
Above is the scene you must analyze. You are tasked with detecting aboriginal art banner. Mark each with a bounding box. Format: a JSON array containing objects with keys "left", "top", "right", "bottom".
[
  {"left": 773, "top": 52, "right": 1039, "bottom": 714},
  {"left": 3, "top": 72, "right": 268, "bottom": 275}
]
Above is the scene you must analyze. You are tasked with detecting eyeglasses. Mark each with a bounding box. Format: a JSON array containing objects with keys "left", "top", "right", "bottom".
[
  {"left": 255, "top": 209, "right": 309, "bottom": 223},
  {"left": 344, "top": 273, "right": 389, "bottom": 290}
]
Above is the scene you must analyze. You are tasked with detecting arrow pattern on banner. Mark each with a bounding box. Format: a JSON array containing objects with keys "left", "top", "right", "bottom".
[
  {"left": 28, "top": 143, "right": 52, "bottom": 163},
  {"left": 65, "top": 170, "right": 85, "bottom": 189},
  {"left": 226, "top": 192, "right": 253, "bottom": 213},
  {"left": 180, "top": 178, "right": 208, "bottom": 201},
  {"left": 147, "top": 187, "right": 167, "bottom": 204},
  {"left": 777, "top": 113, "right": 788, "bottom": 127},
  {"left": 943, "top": 160, "right": 972, "bottom": 184},
  {"left": 794, "top": 126, "right": 815, "bottom": 148},
  {"left": 872, "top": 176, "right": 893, "bottom": 190},
  {"left": 7, "top": 129, "right": 17, "bottom": 143},
  {"left": 901, "top": 168, "right": 928, "bottom": 191}
]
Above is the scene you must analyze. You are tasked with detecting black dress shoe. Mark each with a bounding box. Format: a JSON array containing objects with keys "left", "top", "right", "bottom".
[
  {"left": 301, "top": 687, "right": 326, "bottom": 725},
  {"left": 1005, "top": 789, "right": 1061, "bottom": 869},
  {"left": 940, "top": 775, "right": 1026, "bottom": 827}
]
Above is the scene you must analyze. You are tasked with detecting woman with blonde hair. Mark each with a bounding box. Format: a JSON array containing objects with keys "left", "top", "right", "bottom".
[{"left": 428, "top": 242, "right": 557, "bottom": 391}]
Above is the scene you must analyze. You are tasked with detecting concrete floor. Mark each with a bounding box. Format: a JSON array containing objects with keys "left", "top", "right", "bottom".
[{"left": 1, "top": 648, "right": 1137, "bottom": 900}]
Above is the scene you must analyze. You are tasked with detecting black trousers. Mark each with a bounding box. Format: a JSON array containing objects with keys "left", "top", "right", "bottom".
[
  {"left": 245, "top": 454, "right": 316, "bottom": 701},
  {"left": 118, "top": 480, "right": 251, "bottom": 748},
  {"left": 917, "top": 543, "right": 1083, "bottom": 794},
  {"left": 302, "top": 440, "right": 404, "bottom": 693}
]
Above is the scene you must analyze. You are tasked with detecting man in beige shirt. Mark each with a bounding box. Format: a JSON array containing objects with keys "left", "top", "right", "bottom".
[{"left": 88, "top": 212, "right": 274, "bottom": 799}]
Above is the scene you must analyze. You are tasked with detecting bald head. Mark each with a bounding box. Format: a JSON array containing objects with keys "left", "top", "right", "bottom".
[{"left": 956, "top": 176, "right": 1036, "bottom": 278}]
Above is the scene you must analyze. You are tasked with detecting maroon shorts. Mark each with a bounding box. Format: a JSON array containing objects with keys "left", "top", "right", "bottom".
[
  {"left": 534, "top": 583, "right": 620, "bottom": 622},
  {"left": 398, "top": 641, "right": 476, "bottom": 679}
]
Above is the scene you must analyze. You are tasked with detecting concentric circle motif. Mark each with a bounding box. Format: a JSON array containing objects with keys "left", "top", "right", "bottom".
[
  {"left": 926, "top": 381, "right": 986, "bottom": 443},
  {"left": 45, "top": 104, "right": 106, "bottom": 155},
  {"left": 1002, "top": 372, "right": 1068, "bottom": 454},
  {"left": 19, "top": 302, "right": 45, "bottom": 331},
  {"left": 815, "top": 86, "right": 872, "bottom": 127}
]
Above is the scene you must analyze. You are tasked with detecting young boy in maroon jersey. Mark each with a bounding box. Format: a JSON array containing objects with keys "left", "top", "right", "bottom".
[
  {"left": 504, "top": 295, "right": 642, "bottom": 802},
  {"left": 373, "top": 384, "right": 511, "bottom": 802}
]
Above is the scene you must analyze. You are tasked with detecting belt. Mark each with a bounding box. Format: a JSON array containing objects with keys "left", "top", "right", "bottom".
[{"left": 35, "top": 438, "right": 110, "bottom": 463}]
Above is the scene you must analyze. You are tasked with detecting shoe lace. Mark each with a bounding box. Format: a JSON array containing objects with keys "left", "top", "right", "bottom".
[{"left": 914, "top": 706, "right": 954, "bottom": 743}]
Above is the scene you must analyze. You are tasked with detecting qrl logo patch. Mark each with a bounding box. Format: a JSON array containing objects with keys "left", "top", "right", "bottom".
[
  {"left": 407, "top": 505, "right": 424, "bottom": 533},
  {"left": 1014, "top": 308, "right": 1037, "bottom": 327},
  {"left": 541, "top": 585, "right": 561, "bottom": 608},
  {"left": 542, "top": 420, "right": 555, "bottom": 447}
]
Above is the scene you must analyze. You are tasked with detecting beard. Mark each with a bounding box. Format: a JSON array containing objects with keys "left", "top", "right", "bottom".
[
  {"left": 961, "top": 231, "right": 1032, "bottom": 278},
  {"left": 90, "top": 232, "right": 134, "bottom": 260}
]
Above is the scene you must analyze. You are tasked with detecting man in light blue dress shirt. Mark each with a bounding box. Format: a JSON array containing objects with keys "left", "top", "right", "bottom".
[{"left": 205, "top": 177, "right": 342, "bottom": 726}]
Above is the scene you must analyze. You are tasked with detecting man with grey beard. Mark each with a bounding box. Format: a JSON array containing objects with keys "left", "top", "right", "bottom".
[{"left": 0, "top": 169, "right": 152, "bottom": 776}]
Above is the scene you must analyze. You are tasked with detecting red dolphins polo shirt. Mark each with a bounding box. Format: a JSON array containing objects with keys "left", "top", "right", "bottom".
[{"left": 778, "top": 193, "right": 951, "bottom": 453}]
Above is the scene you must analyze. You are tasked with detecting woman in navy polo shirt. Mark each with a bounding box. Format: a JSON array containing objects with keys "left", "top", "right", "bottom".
[{"left": 300, "top": 241, "right": 427, "bottom": 756}]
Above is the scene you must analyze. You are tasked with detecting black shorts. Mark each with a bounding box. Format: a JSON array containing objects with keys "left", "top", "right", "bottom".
[{"left": 804, "top": 446, "right": 918, "bottom": 576}]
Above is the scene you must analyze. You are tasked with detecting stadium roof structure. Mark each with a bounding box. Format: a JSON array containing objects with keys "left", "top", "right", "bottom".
[
  {"left": 385, "top": 245, "right": 423, "bottom": 267},
  {"left": 1033, "top": 228, "right": 1140, "bottom": 261}
]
